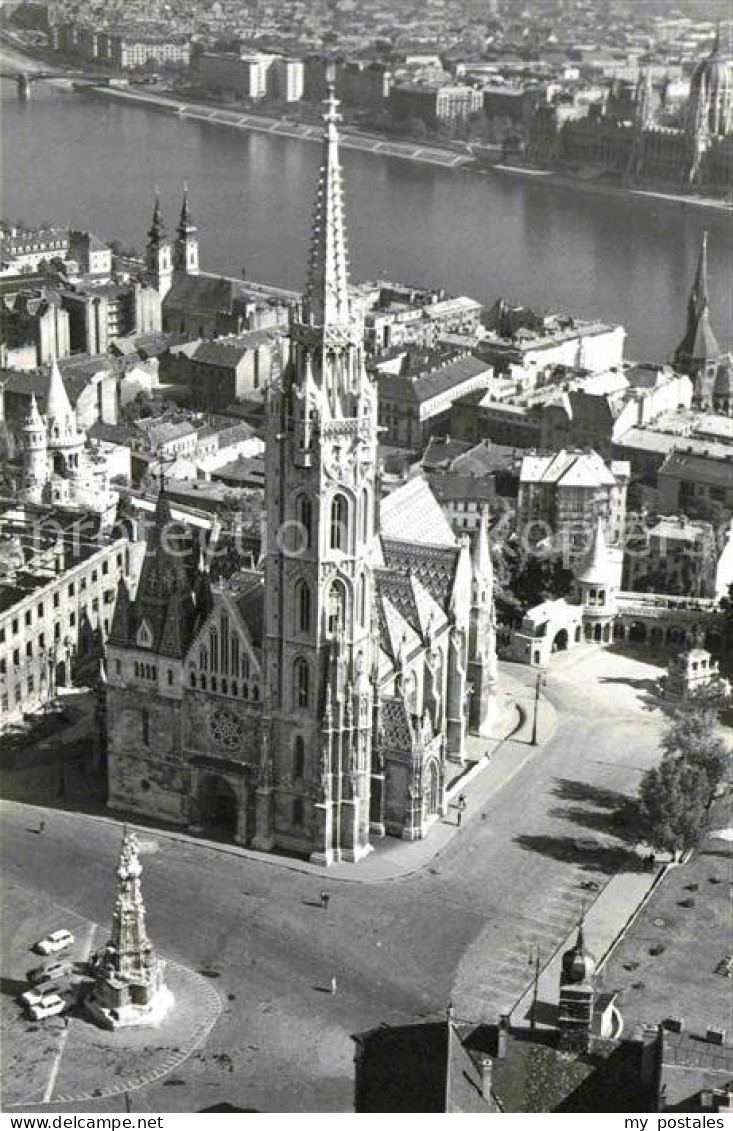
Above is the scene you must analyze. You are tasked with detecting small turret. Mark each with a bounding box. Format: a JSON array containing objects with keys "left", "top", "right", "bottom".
[
  {"left": 22, "top": 394, "right": 48, "bottom": 502},
  {"left": 468, "top": 506, "right": 498, "bottom": 737},
  {"left": 560, "top": 919, "right": 596, "bottom": 987}
]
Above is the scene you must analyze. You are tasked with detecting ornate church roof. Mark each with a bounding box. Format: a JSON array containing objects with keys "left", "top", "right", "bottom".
[{"left": 380, "top": 476, "right": 457, "bottom": 548}]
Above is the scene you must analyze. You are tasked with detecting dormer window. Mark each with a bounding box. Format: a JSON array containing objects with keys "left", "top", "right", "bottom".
[{"left": 136, "top": 619, "right": 153, "bottom": 649}]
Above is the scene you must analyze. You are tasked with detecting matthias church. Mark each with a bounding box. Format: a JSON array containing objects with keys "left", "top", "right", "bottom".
[{"left": 105, "top": 92, "right": 498, "bottom": 865}]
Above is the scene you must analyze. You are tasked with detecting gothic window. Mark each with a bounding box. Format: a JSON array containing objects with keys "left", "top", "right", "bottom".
[
  {"left": 210, "top": 628, "right": 218, "bottom": 672},
  {"left": 252, "top": 685, "right": 259, "bottom": 701},
  {"left": 231, "top": 680, "right": 238, "bottom": 696},
  {"left": 293, "top": 735, "right": 305, "bottom": 779},
  {"left": 136, "top": 619, "right": 153, "bottom": 649},
  {"left": 292, "top": 797, "right": 304, "bottom": 827},
  {"left": 220, "top": 615, "right": 229, "bottom": 673},
  {"left": 327, "top": 580, "right": 346, "bottom": 637},
  {"left": 330, "top": 494, "right": 347, "bottom": 551},
  {"left": 231, "top": 635, "right": 239, "bottom": 674},
  {"left": 296, "top": 494, "right": 313, "bottom": 550},
  {"left": 243, "top": 683, "right": 249, "bottom": 699},
  {"left": 295, "top": 579, "right": 311, "bottom": 633},
  {"left": 241, "top": 655, "right": 250, "bottom": 679},
  {"left": 141, "top": 708, "right": 150, "bottom": 746},
  {"left": 200, "top": 674, "right": 207, "bottom": 690},
  {"left": 199, "top": 645, "right": 208, "bottom": 671},
  {"left": 357, "top": 574, "right": 367, "bottom": 627},
  {"left": 293, "top": 657, "right": 309, "bottom": 710},
  {"left": 189, "top": 671, "right": 196, "bottom": 688},
  {"left": 361, "top": 487, "right": 370, "bottom": 543}
]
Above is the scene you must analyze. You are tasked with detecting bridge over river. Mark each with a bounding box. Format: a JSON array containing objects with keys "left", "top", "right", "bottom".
[{"left": 0, "top": 69, "right": 113, "bottom": 98}]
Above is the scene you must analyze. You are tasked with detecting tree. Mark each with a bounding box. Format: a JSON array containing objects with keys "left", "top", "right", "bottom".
[
  {"left": 405, "top": 116, "right": 428, "bottom": 142},
  {"left": 634, "top": 756, "right": 711, "bottom": 858},
  {"left": 720, "top": 581, "right": 733, "bottom": 658},
  {"left": 661, "top": 706, "right": 729, "bottom": 796}
]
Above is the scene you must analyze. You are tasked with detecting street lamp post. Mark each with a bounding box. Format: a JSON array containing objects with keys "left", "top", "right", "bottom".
[
  {"left": 530, "top": 670, "right": 546, "bottom": 747},
  {"left": 528, "top": 943, "right": 541, "bottom": 1030}
]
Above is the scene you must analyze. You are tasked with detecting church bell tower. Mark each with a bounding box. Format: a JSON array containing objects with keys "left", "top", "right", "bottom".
[
  {"left": 173, "top": 184, "right": 199, "bottom": 276},
  {"left": 261, "top": 87, "right": 378, "bottom": 865},
  {"left": 146, "top": 191, "right": 173, "bottom": 299}
]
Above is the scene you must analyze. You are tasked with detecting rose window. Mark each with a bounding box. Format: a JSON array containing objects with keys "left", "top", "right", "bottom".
[{"left": 209, "top": 707, "right": 244, "bottom": 750}]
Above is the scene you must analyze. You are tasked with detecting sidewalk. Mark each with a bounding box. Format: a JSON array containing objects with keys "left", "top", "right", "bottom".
[
  {"left": 7, "top": 672, "right": 557, "bottom": 885},
  {"left": 511, "top": 857, "right": 670, "bottom": 1029}
]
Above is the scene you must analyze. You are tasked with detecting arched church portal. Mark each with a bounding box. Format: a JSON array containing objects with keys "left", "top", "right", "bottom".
[{"left": 198, "top": 774, "right": 239, "bottom": 838}]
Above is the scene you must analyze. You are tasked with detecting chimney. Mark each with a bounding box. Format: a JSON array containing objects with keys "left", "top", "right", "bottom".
[
  {"left": 664, "top": 1017, "right": 684, "bottom": 1033},
  {"left": 706, "top": 1028, "right": 726, "bottom": 1046},
  {"left": 476, "top": 1054, "right": 493, "bottom": 1101}
]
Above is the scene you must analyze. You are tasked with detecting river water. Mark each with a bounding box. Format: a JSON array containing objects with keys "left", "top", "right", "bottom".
[{"left": 1, "top": 68, "right": 731, "bottom": 361}]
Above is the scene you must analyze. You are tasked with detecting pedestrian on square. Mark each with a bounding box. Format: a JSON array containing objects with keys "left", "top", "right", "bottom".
[
  {"left": 330, "top": 976, "right": 337, "bottom": 996},
  {"left": 320, "top": 890, "right": 330, "bottom": 911},
  {"left": 457, "top": 794, "right": 467, "bottom": 827},
  {"left": 38, "top": 820, "right": 45, "bottom": 834}
]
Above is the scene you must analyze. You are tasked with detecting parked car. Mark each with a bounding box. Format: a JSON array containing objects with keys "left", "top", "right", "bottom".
[
  {"left": 26, "top": 960, "right": 73, "bottom": 985},
  {"left": 20, "top": 981, "right": 69, "bottom": 1008},
  {"left": 34, "top": 929, "right": 74, "bottom": 955},
  {"left": 27, "top": 992, "right": 67, "bottom": 1020}
]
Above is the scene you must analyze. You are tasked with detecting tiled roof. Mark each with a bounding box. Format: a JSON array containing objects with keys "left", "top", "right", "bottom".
[
  {"left": 379, "top": 354, "right": 490, "bottom": 406},
  {"left": 381, "top": 477, "right": 457, "bottom": 547},
  {"left": 379, "top": 695, "right": 414, "bottom": 751},
  {"left": 660, "top": 1031, "right": 733, "bottom": 1110},
  {"left": 381, "top": 540, "right": 458, "bottom": 610},
  {"left": 234, "top": 574, "right": 265, "bottom": 648},
  {"left": 660, "top": 450, "right": 733, "bottom": 487},
  {"left": 164, "top": 274, "right": 248, "bottom": 315}
]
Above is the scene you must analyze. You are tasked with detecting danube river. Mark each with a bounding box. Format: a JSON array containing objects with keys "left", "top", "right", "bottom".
[{"left": 1, "top": 71, "right": 731, "bottom": 361}]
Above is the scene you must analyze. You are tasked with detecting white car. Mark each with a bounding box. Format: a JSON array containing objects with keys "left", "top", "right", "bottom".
[
  {"left": 27, "top": 992, "right": 66, "bottom": 1020},
  {"left": 27, "top": 960, "right": 73, "bottom": 985},
  {"left": 21, "top": 983, "right": 66, "bottom": 1008},
  {"left": 34, "top": 929, "right": 74, "bottom": 956}
]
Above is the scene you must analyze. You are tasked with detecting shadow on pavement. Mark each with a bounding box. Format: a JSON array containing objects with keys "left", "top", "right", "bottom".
[
  {"left": 0, "top": 976, "right": 28, "bottom": 1000},
  {"left": 547, "top": 805, "right": 635, "bottom": 843},
  {"left": 551, "top": 779, "right": 628, "bottom": 810},
  {"left": 513, "top": 833, "right": 633, "bottom": 874},
  {"left": 199, "top": 1104, "right": 259, "bottom": 1112}
]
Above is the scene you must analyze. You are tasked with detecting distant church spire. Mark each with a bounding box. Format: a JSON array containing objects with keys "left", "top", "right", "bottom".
[
  {"left": 674, "top": 231, "right": 721, "bottom": 407},
  {"left": 302, "top": 85, "right": 351, "bottom": 333},
  {"left": 690, "top": 229, "right": 710, "bottom": 320},
  {"left": 148, "top": 188, "right": 166, "bottom": 242},
  {"left": 174, "top": 182, "right": 199, "bottom": 275}
]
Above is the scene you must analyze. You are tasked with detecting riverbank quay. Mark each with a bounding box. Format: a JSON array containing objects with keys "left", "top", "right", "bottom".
[
  {"left": 3, "top": 32, "right": 730, "bottom": 212},
  {"left": 494, "top": 162, "right": 732, "bottom": 213}
]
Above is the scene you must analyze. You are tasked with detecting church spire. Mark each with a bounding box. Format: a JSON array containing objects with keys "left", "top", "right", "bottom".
[
  {"left": 690, "top": 229, "right": 710, "bottom": 320},
  {"left": 179, "top": 182, "right": 192, "bottom": 232},
  {"left": 302, "top": 85, "right": 351, "bottom": 333},
  {"left": 149, "top": 188, "right": 165, "bottom": 242},
  {"left": 674, "top": 231, "right": 720, "bottom": 377}
]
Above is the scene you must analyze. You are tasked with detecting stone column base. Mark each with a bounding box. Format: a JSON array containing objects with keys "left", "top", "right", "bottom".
[
  {"left": 340, "top": 841, "right": 374, "bottom": 863},
  {"left": 309, "top": 848, "right": 336, "bottom": 867}
]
